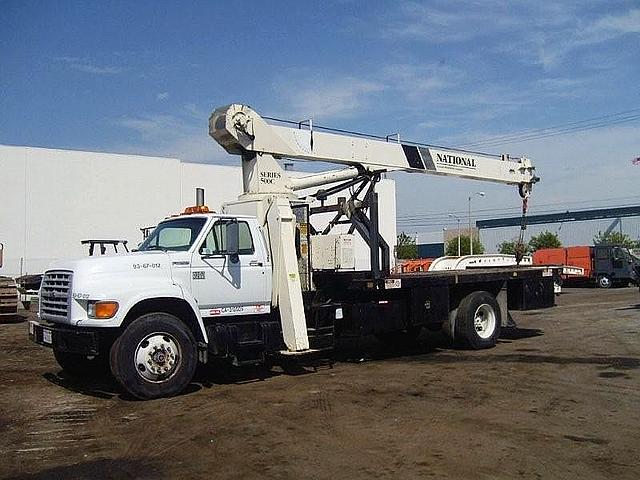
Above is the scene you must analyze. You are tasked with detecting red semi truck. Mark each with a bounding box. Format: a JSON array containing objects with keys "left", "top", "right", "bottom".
[{"left": 533, "top": 245, "right": 640, "bottom": 288}]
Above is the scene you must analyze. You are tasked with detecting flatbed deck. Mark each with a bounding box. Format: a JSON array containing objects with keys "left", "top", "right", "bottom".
[
  {"left": 312, "top": 265, "right": 558, "bottom": 319},
  {"left": 315, "top": 265, "right": 558, "bottom": 288},
  {"left": 392, "top": 265, "right": 555, "bottom": 278}
]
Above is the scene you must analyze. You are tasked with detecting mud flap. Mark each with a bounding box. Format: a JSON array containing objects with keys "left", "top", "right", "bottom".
[{"left": 497, "top": 282, "right": 509, "bottom": 327}]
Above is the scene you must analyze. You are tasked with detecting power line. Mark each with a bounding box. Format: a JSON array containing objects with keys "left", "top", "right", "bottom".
[
  {"left": 465, "top": 114, "right": 640, "bottom": 149},
  {"left": 457, "top": 108, "right": 640, "bottom": 149},
  {"left": 459, "top": 108, "right": 640, "bottom": 148},
  {"left": 262, "top": 115, "right": 501, "bottom": 158},
  {"left": 396, "top": 195, "right": 640, "bottom": 221},
  {"left": 265, "top": 106, "right": 640, "bottom": 161},
  {"left": 398, "top": 202, "right": 640, "bottom": 229}
]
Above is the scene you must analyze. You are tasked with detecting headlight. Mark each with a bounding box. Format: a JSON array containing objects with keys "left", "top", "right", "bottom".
[{"left": 88, "top": 301, "right": 119, "bottom": 319}]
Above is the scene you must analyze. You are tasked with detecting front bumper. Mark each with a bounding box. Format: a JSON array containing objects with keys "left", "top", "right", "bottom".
[{"left": 29, "top": 320, "right": 115, "bottom": 356}]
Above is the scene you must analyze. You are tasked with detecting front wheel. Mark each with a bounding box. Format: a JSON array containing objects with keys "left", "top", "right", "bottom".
[
  {"left": 454, "top": 291, "right": 501, "bottom": 349},
  {"left": 597, "top": 274, "right": 612, "bottom": 289},
  {"left": 110, "top": 313, "right": 198, "bottom": 400}
]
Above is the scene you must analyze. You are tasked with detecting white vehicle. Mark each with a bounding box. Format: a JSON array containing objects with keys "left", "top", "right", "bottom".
[{"left": 30, "top": 104, "right": 558, "bottom": 399}]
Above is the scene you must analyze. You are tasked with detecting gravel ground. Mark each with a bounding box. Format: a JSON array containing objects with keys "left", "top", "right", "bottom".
[{"left": 1, "top": 287, "right": 639, "bottom": 480}]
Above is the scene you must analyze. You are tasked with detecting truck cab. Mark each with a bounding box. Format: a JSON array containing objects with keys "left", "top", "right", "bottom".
[
  {"left": 143, "top": 211, "right": 272, "bottom": 319},
  {"left": 593, "top": 245, "right": 640, "bottom": 288},
  {"left": 30, "top": 208, "right": 281, "bottom": 398}
]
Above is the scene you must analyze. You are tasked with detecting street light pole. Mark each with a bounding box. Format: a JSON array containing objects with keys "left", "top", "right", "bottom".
[
  {"left": 468, "top": 192, "right": 485, "bottom": 255},
  {"left": 468, "top": 196, "right": 472, "bottom": 255}
]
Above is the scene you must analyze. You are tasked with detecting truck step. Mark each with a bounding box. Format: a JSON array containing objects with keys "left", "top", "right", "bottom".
[
  {"left": 278, "top": 347, "right": 333, "bottom": 356},
  {"left": 235, "top": 339, "right": 265, "bottom": 347},
  {"left": 309, "top": 333, "right": 334, "bottom": 349},
  {"left": 306, "top": 326, "right": 334, "bottom": 334}
]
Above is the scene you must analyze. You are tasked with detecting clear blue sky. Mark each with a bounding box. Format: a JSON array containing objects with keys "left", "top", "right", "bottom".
[{"left": 2, "top": 1, "right": 639, "bottom": 244}]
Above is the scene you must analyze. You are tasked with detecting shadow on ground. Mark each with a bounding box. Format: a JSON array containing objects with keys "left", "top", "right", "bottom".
[
  {"left": 5, "top": 457, "right": 161, "bottom": 480},
  {"left": 0, "top": 313, "right": 27, "bottom": 324},
  {"left": 616, "top": 303, "right": 640, "bottom": 311},
  {"left": 500, "top": 327, "right": 544, "bottom": 340},
  {"left": 41, "top": 363, "right": 286, "bottom": 401},
  {"left": 38, "top": 326, "right": 562, "bottom": 400}
]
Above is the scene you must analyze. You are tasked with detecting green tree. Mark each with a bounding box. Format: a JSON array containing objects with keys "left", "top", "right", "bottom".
[
  {"left": 497, "top": 239, "right": 531, "bottom": 255},
  {"left": 593, "top": 231, "right": 640, "bottom": 248},
  {"left": 528, "top": 230, "right": 562, "bottom": 252},
  {"left": 445, "top": 234, "right": 484, "bottom": 256},
  {"left": 396, "top": 232, "right": 418, "bottom": 259}
]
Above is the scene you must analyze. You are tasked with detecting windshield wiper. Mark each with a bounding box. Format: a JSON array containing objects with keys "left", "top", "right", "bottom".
[{"left": 143, "top": 245, "right": 168, "bottom": 252}]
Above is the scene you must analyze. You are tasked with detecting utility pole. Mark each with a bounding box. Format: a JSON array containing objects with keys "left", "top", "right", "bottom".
[{"left": 449, "top": 213, "right": 461, "bottom": 256}]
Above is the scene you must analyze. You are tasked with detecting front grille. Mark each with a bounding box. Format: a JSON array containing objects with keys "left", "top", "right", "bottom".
[{"left": 40, "top": 270, "right": 72, "bottom": 322}]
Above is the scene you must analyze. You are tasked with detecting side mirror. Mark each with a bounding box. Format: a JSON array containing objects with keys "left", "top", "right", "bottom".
[{"left": 226, "top": 220, "right": 240, "bottom": 261}]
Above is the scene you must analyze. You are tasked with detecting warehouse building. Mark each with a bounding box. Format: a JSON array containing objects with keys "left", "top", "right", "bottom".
[{"left": 0, "top": 145, "right": 396, "bottom": 278}]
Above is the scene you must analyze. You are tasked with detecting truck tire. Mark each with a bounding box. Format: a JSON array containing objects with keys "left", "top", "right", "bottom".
[
  {"left": 454, "top": 291, "right": 501, "bottom": 349},
  {"left": 597, "top": 274, "right": 612, "bottom": 289},
  {"left": 53, "top": 350, "right": 108, "bottom": 377},
  {"left": 109, "top": 313, "right": 198, "bottom": 400}
]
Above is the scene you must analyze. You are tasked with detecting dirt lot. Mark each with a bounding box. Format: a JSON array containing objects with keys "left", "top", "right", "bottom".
[{"left": 1, "top": 288, "right": 639, "bottom": 480}]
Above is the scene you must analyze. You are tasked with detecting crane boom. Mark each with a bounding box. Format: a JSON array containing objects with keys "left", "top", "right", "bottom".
[{"left": 209, "top": 103, "right": 539, "bottom": 194}]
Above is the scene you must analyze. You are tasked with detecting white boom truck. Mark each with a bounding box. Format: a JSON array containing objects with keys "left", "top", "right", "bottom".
[{"left": 29, "top": 104, "right": 557, "bottom": 399}]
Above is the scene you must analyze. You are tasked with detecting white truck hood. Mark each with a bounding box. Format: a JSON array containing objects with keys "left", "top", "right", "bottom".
[
  {"left": 47, "top": 251, "right": 172, "bottom": 275},
  {"left": 41, "top": 251, "right": 189, "bottom": 326}
]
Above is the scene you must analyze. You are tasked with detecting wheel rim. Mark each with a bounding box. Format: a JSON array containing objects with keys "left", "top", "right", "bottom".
[
  {"left": 599, "top": 276, "right": 611, "bottom": 288},
  {"left": 473, "top": 304, "right": 496, "bottom": 339},
  {"left": 134, "top": 332, "right": 181, "bottom": 382}
]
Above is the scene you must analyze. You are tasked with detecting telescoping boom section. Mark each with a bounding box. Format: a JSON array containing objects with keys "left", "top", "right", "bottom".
[{"left": 209, "top": 103, "right": 539, "bottom": 194}]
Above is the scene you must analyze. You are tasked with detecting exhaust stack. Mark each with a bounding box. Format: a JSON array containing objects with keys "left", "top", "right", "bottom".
[{"left": 196, "top": 188, "right": 205, "bottom": 206}]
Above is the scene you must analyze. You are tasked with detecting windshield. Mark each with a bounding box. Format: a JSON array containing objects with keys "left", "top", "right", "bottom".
[{"left": 138, "top": 217, "right": 207, "bottom": 252}]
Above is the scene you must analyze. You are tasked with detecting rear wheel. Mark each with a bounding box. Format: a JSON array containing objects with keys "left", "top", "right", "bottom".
[
  {"left": 597, "top": 274, "right": 612, "bottom": 289},
  {"left": 110, "top": 313, "right": 197, "bottom": 400},
  {"left": 53, "top": 350, "right": 108, "bottom": 377},
  {"left": 454, "top": 291, "right": 501, "bottom": 349}
]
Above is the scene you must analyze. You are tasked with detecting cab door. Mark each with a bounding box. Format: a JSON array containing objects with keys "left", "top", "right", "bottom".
[{"left": 190, "top": 218, "right": 269, "bottom": 318}]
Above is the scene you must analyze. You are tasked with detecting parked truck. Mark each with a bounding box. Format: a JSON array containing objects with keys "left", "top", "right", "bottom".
[
  {"left": 29, "top": 103, "right": 559, "bottom": 399},
  {"left": 533, "top": 245, "right": 640, "bottom": 288},
  {"left": 0, "top": 243, "right": 19, "bottom": 318}
]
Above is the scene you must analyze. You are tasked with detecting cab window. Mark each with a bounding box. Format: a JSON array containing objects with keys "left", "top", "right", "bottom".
[
  {"left": 200, "top": 220, "right": 254, "bottom": 255},
  {"left": 138, "top": 217, "right": 206, "bottom": 252}
]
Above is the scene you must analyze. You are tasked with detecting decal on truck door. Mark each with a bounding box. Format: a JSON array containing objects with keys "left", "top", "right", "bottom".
[{"left": 201, "top": 304, "right": 271, "bottom": 317}]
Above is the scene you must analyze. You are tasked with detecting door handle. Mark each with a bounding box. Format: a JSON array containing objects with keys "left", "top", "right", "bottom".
[{"left": 249, "top": 261, "right": 263, "bottom": 267}]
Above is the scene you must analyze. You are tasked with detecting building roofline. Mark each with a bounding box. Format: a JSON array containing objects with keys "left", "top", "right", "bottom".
[{"left": 0, "top": 143, "right": 237, "bottom": 167}]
